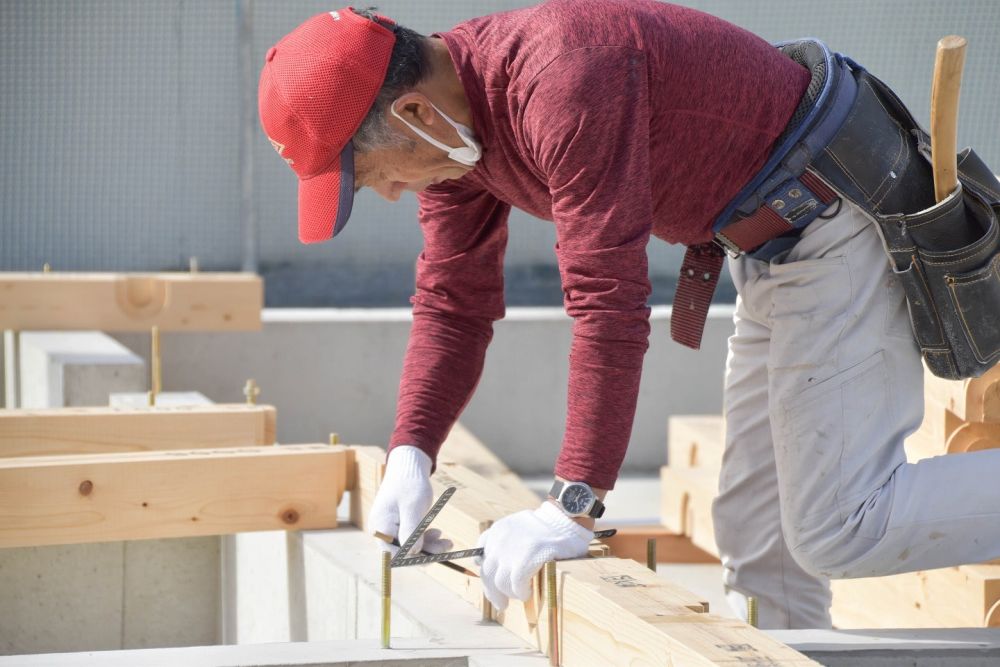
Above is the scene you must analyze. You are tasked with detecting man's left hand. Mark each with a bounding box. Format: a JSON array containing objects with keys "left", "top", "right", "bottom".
[{"left": 475, "top": 501, "right": 593, "bottom": 610}]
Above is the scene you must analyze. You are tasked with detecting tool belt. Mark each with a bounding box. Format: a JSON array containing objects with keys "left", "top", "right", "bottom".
[{"left": 671, "top": 39, "right": 1000, "bottom": 380}]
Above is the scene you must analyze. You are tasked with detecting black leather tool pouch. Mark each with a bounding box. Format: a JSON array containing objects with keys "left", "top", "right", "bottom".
[
  {"left": 875, "top": 180, "right": 1000, "bottom": 379},
  {"left": 812, "top": 69, "right": 1000, "bottom": 379}
]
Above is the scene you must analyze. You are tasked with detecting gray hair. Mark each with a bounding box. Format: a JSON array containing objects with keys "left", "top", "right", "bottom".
[{"left": 352, "top": 8, "right": 430, "bottom": 152}]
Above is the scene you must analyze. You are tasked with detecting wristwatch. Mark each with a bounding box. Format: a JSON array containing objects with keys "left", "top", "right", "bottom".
[{"left": 549, "top": 479, "right": 605, "bottom": 518}]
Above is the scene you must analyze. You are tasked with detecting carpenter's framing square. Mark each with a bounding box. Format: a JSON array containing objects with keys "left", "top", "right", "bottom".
[{"left": 388, "top": 486, "right": 617, "bottom": 568}]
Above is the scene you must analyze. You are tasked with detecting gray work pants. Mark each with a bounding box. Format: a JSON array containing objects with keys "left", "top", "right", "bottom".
[{"left": 713, "top": 197, "right": 1000, "bottom": 628}]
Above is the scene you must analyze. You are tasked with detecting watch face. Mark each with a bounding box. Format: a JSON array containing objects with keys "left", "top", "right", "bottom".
[{"left": 561, "top": 483, "right": 593, "bottom": 515}]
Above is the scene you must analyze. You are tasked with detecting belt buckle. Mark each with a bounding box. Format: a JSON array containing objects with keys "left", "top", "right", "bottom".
[{"left": 713, "top": 233, "right": 744, "bottom": 259}]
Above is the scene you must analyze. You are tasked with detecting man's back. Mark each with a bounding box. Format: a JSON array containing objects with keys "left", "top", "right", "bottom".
[{"left": 431, "top": 0, "right": 810, "bottom": 245}]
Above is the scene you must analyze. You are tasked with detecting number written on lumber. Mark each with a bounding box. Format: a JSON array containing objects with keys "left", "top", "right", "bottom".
[
  {"left": 600, "top": 574, "right": 646, "bottom": 588},
  {"left": 433, "top": 471, "right": 467, "bottom": 490},
  {"left": 715, "top": 644, "right": 779, "bottom": 666}
]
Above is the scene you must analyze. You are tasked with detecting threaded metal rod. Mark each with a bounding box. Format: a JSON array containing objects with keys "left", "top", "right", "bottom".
[
  {"left": 150, "top": 325, "right": 161, "bottom": 402},
  {"left": 747, "top": 596, "right": 758, "bottom": 628},
  {"left": 381, "top": 551, "right": 391, "bottom": 649},
  {"left": 546, "top": 561, "right": 558, "bottom": 666}
]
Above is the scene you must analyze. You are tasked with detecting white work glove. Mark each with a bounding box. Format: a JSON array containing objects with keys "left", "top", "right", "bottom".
[
  {"left": 369, "top": 445, "right": 451, "bottom": 555},
  {"left": 475, "top": 501, "right": 593, "bottom": 610}
]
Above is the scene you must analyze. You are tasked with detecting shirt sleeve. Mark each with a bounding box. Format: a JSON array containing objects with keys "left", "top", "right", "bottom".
[
  {"left": 522, "top": 46, "right": 654, "bottom": 490},
  {"left": 388, "top": 181, "right": 511, "bottom": 464}
]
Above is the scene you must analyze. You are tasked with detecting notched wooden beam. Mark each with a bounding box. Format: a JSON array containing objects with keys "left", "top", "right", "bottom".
[{"left": 0, "top": 271, "right": 262, "bottom": 331}]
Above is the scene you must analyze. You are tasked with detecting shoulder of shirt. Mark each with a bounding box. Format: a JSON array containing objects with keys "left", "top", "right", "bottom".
[{"left": 446, "top": 0, "right": 650, "bottom": 92}]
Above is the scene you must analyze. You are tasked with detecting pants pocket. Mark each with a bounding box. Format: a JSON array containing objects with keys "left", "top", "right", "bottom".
[{"left": 778, "top": 350, "right": 903, "bottom": 544}]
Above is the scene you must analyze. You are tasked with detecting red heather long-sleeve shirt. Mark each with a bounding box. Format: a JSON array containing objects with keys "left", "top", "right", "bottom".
[{"left": 389, "top": 0, "right": 809, "bottom": 489}]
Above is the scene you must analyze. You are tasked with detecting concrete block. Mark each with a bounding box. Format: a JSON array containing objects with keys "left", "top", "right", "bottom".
[
  {"left": 18, "top": 331, "right": 144, "bottom": 408},
  {"left": 302, "top": 535, "right": 357, "bottom": 641},
  {"left": 0, "top": 543, "right": 125, "bottom": 655},
  {"left": 121, "top": 538, "right": 220, "bottom": 649},
  {"left": 114, "top": 306, "right": 733, "bottom": 475},
  {"left": 0, "top": 639, "right": 542, "bottom": 666},
  {"left": 770, "top": 628, "right": 1000, "bottom": 666},
  {"left": 223, "top": 531, "right": 292, "bottom": 644}
]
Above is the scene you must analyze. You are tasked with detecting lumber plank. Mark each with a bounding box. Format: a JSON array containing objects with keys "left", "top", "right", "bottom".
[
  {"left": 924, "top": 362, "right": 1000, "bottom": 423},
  {"left": 559, "top": 557, "right": 816, "bottom": 666},
  {"left": 0, "top": 272, "right": 262, "bottom": 331},
  {"left": 661, "top": 466, "right": 720, "bottom": 558},
  {"left": 352, "top": 452, "right": 811, "bottom": 664},
  {"left": 426, "top": 555, "right": 814, "bottom": 665},
  {"left": 0, "top": 404, "right": 276, "bottom": 457},
  {"left": 0, "top": 444, "right": 346, "bottom": 548},
  {"left": 348, "top": 445, "right": 386, "bottom": 533},
  {"left": 668, "top": 415, "right": 725, "bottom": 472},
  {"left": 429, "top": 460, "right": 533, "bottom": 549},
  {"left": 439, "top": 421, "right": 540, "bottom": 508},
  {"left": 602, "top": 525, "right": 719, "bottom": 565},
  {"left": 831, "top": 563, "right": 1000, "bottom": 628}
]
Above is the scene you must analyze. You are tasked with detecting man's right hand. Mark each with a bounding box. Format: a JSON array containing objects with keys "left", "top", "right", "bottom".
[{"left": 369, "top": 445, "right": 452, "bottom": 555}]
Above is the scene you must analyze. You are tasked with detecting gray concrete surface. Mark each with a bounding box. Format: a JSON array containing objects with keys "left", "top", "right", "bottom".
[
  {"left": 771, "top": 628, "right": 1000, "bottom": 666},
  {"left": 0, "top": 640, "right": 542, "bottom": 667},
  {"left": 113, "top": 305, "right": 733, "bottom": 476},
  {"left": 16, "top": 331, "right": 144, "bottom": 408}
]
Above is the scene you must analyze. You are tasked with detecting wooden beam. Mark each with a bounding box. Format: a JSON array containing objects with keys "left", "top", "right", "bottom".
[
  {"left": 924, "top": 362, "right": 1000, "bottom": 423},
  {"left": 602, "top": 525, "right": 719, "bottom": 565},
  {"left": 0, "top": 404, "right": 276, "bottom": 457},
  {"left": 661, "top": 466, "right": 720, "bottom": 558},
  {"left": 0, "top": 444, "right": 346, "bottom": 548},
  {"left": 0, "top": 272, "right": 262, "bottom": 331},
  {"left": 348, "top": 445, "right": 386, "bottom": 532},
  {"left": 947, "top": 421, "right": 1000, "bottom": 454},
  {"left": 668, "top": 415, "right": 724, "bottom": 472},
  {"left": 439, "top": 421, "right": 540, "bottom": 507},
  {"left": 831, "top": 563, "right": 1000, "bottom": 628},
  {"left": 559, "top": 557, "right": 817, "bottom": 666},
  {"left": 429, "top": 459, "right": 532, "bottom": 549}
]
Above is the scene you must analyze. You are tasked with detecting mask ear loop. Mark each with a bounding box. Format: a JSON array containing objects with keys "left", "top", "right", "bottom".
[{"left": 390, "top": 99, "right": 482, "bottom": 166}]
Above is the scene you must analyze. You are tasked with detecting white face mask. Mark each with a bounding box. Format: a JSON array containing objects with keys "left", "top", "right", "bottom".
[{"left": 390, "top": 98, "right": 482, "bottom": 166}]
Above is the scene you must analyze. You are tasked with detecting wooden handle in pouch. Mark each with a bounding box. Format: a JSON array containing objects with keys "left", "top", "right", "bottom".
[{"left": 930, "top": 35, "right": 967, "bottom": 202}]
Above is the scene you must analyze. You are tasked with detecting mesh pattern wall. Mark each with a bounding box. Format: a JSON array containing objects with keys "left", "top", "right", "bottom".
[{"left": 3, "top": 1, "right": 999, "bottom": 304}]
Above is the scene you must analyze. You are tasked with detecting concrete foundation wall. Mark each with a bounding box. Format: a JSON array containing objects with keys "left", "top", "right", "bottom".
[
  {"left": 0, "top": 335, "right": 220, "bottom": 656},
  {"left": 114, "top": 305, "right": 733, "bottom": 475}
]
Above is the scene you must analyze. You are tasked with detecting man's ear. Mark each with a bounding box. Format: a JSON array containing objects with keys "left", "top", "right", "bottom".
[{"left": 391, "top": 91, "right": 436, "bottom": 129}]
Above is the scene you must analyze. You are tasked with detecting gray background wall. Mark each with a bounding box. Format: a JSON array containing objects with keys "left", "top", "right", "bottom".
[{"left": 3, "top": 0, "right": 999, "bottom": 306}]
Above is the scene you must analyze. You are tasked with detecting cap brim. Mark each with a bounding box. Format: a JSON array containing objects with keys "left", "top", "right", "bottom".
[{"left": 297, "top": 142, "right": 355, "bottom": 244}]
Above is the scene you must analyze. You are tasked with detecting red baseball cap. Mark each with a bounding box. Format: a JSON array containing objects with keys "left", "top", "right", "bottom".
[{"left": 258, "top": 8, "right": 396, "bottom": 243}]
